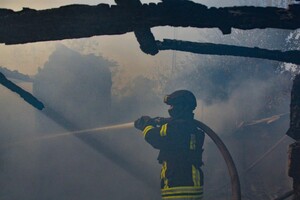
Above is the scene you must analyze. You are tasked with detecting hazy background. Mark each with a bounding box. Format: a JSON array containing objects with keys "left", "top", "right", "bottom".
[{"left": 0, "top": 0, "right": 299, "bottom": 199}]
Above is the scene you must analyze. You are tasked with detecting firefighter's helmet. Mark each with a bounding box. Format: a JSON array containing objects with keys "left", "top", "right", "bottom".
[
  {"left": 164, "top": 90, "right": 197, "bottom": 111},
  {"left": 164, "top": 90, "right": 197, "bottom": 118}
]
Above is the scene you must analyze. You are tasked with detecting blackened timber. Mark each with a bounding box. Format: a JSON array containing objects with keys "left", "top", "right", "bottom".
[
  {"left": 134, "top": 26, "right": 159, "bottom": 55},
  {"left": 0, "top": 2, "right": 300, "bottom": 45},
  {"left": 156, "top": 39, "right": 300, "bottom": 65},
  {"left": 288, "top": 142, "right": 300, "bottom": 200},
  {"left": 0, "top": 72, "right": 44, "bottom": 110},
  {"left": 114, "top": 0, "right": 158, "bottom": 55},
  {"left": 287, "top": 75, "right": 300, "bottom": 140},
  {"left": 287, "top": 75, "right": 300, "bottom": 200}
]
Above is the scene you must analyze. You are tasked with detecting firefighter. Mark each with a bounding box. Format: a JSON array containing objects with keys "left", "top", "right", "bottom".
[{"left": 135, "top": 90, "right": 205, "bottom": 200}]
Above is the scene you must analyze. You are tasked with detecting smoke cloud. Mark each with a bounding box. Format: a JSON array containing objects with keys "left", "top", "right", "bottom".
[
  {"left": 0, "top": 1, "right": 298, "bottom": 199},
  {"left": 0, "top": 44, "right": 166, "bottom": 200}
]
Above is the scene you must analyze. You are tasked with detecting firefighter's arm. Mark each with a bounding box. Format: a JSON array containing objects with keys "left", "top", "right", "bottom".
[
  {"left": 134, "top": 116, "right": 172, "bottom": 149},
  {"left": 143, "top": 125, "right": 171, "bottom": 149},
  {"left": 134, "top": 116, "right": 155, "bottom": 131},
  {"left": 144, "top": 125, "right": 167, "bottom": 149}
]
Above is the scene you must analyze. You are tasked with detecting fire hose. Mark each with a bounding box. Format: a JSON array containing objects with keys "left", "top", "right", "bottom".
[{"left": 194, "top": 120, "right": 241, "bottom": 200}]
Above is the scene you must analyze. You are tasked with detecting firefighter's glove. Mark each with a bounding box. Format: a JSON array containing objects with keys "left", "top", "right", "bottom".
[{"left": 134, "top": 116, "right": 155, "bottom": 131}]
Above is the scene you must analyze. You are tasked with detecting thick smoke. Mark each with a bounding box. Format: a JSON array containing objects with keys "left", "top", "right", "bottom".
[
  {"left": 0, "top": 1, "right": 298, "bottom": 199},
  {"left": 31, "top": 45, "right": 164, "bottom": 200},
  {"left": 112, "top": 75, "right": 166, "bottom": 122},
  {"left": 34, "top": 44, "right": 113, "bottom": 128},
  {"left": 0, "top": 45, "right": 165, "bottom": 200},
  {"left": 0, "top": 36, "right": 296, "bottom": 200}
]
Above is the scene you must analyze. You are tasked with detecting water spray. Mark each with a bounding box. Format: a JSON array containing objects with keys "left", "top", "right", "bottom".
[{"left": 7, "top": 122, "right": 134, "bottom": 147}]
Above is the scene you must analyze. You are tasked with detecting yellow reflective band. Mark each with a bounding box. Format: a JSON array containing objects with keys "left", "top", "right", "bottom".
[
  {"left": 164, "top": 179, "right": 169, "bottom": 189},
  {"left": 164, "top": 95, "right": 169, "bottom": 103},
  {"left": 192, "top": 165, "right": 201, "bottom": 186},
  {"left": 142, "top": 125, "right": 154, "bottom": 137},
  {"left": 161, "top": 162, "right": 166, "bottom": 179},
  {"left": 162, "top": 194, "right": 203, "bottom": 199},
  {"left": 161, "top": 161, "right": 169, "bottom": 189},
  {"left": 190, "top": 134, "right": 196, "bottom": 150},
  {"left": 161, "top": 186, "right": 203, "bottom": 194},
  {"left": 161, "top": 186, "right": 203, "bottom": 200},
  {"left": 160, "top": 124, "right": 168, "bottom": 136}
]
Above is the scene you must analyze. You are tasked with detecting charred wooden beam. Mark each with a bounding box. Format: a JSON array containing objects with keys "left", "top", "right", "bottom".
[
  {"left": 156, "top": 39, "right": 300, "bottom": 65},
  {"left": 0, "top": 2, "right": 299, "bottom": 45},
  {"left": 287, "top": 75, "right": 300, "bottom": 200},
  {"left": 114, "top": 0, "right": 158, "bottom": 55},
  {"left": 287, "top": 75, "right": 300, "bottom": 140},
  {"left": 134, "top": 26, "right": 159, "bottom": 55},
  {"left": 0, "top": 72, "right": 44, "bottom": 110},
  {"left": 288, "top": 142, "right": 300, "bottom": 200}
]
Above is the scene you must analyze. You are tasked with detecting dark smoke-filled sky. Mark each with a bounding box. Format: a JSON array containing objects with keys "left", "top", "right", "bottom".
[{"left": 0, "top": 0, "right": 299, "bottom": 199}]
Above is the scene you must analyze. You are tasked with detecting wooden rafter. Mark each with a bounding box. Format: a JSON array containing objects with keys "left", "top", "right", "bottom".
[{"left": 0, "top": 2, "right": 299, "bottom": 46}]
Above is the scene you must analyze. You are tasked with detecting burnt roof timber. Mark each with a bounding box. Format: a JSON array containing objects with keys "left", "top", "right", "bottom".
[
  {"left": 156, "top": 39, "right": 300, "bottom": 65},
  {"left": 0, "top": 72, "right": 44, "bottom": 110},
  {"left": 0, "top": 2, "right": 299, "bottom": 45}
]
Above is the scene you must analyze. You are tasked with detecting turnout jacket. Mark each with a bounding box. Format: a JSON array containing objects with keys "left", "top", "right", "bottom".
[{"left": 143, "top": 118, "right": 205, "bottom": 199}]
